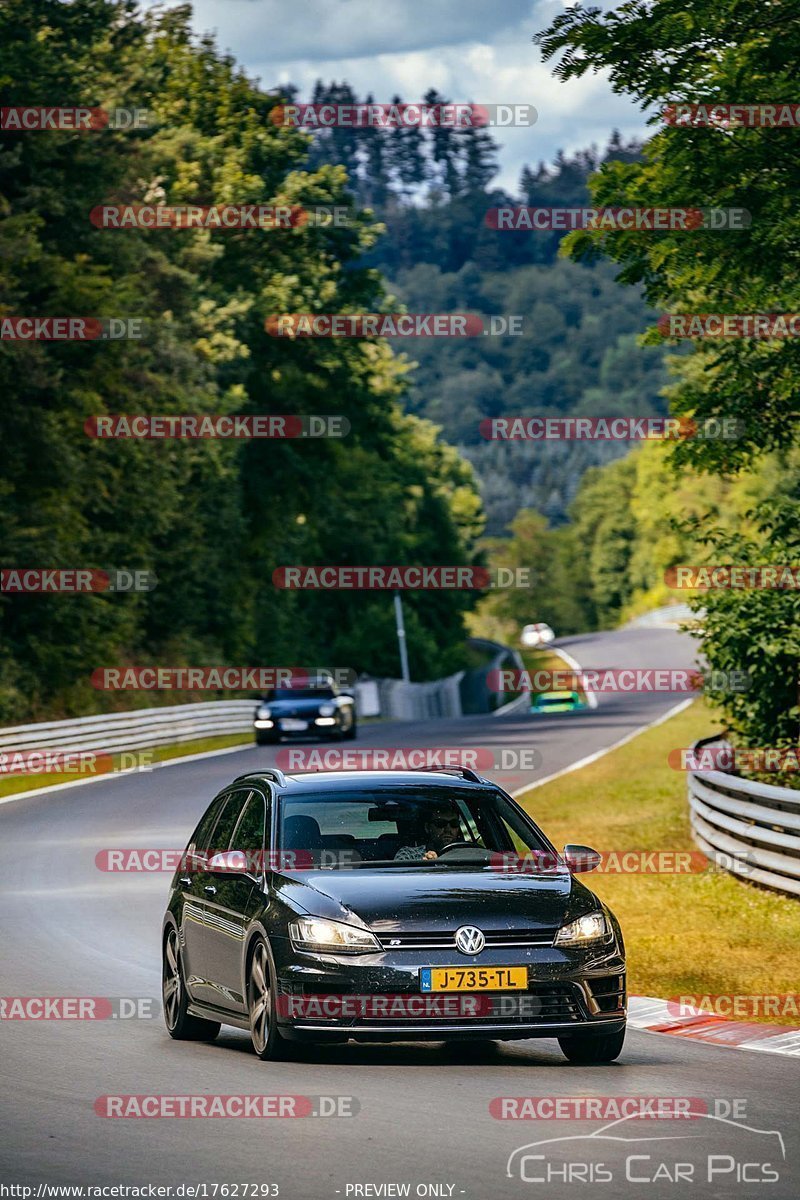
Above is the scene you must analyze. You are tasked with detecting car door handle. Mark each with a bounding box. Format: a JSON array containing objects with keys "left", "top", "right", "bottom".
[
  {"left": 204, "top": 884, "right": 217, "bottom": 895},
  {"left": 179, "top": 877, "right": 192, "bottom": 888}
]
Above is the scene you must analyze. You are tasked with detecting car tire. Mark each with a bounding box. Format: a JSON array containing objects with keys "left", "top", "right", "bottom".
[
  {"left": 162, "top": 927, "right": 221, "bottom": 1042},
  {"left": 255, "top": 731, "right": 278, "bottom": 746},
  {"left": 247, "top": 936, "right": 289, "bottom": 1061},
  {"left": 557, "top": 1027, "right": 625, "bottom": 1064}
]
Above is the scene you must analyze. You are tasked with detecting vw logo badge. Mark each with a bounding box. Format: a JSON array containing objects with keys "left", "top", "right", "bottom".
[{"left": 455, "top": 925, "right": 485, "bottom": 955}]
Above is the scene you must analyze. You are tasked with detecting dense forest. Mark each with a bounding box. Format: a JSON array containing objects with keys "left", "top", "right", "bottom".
[
  {"left": 5, "top": 0, "right": 796, "bottom": 757},
  {"left": 0, "top": 1, "right": 487, "bottom": 719},
  {"left": 518, "top": 0, "right": 800, "bottom": 754},
  {"left": 0, "top": 1, "right": 670, "bottom": 721},
  {"left": 302, "top": 84, "right": 668, "bottom": 531}
]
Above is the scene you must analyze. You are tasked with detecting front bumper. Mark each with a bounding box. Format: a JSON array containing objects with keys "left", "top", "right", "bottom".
[
  {"left": 270, "top": 937, "right": 626, "bottom": 1042},
  {"left": 253, "top": 717, "right": 340, "bottom": 738}
]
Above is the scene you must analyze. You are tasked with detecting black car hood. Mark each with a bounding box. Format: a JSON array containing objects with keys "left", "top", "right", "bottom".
[{"left": 273, "top": 865, "right": 597, "bottom": 933}]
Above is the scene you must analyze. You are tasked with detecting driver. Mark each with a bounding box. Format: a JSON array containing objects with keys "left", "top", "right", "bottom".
[{"left": 394, "top": 805, "right": 463, "bottom": 861}]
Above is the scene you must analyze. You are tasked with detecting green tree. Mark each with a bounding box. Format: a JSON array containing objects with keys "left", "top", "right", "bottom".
[
  {"left": 535, "top": 0, "right": 800, "bottom": 749},
  {"left": 536, "top": 0, "right": 800, "bottom": 471},
  {"left": 0, "top": 0, "right": 484, "bottom": 719}
]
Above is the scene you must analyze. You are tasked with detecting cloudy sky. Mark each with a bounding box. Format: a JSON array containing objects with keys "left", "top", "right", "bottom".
[{"left": 144, "top": 0, "right": 648, "bottom": 191}]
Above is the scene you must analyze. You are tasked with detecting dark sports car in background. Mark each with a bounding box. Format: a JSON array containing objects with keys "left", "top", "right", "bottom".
[
  {"left": 162, "top": 767, "right": 626, "bottom": 1062},
  {"left": 253, "top": 677, "right": 356, "bottom": 744}
]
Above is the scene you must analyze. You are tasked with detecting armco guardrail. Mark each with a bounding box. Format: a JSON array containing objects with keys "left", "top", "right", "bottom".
[
  {"left": 0, "top": 677, "right": 472, "bottom": 764},
  {"left": 367, "top": 672, "right": 464, "bottom": 721},
  {"left": 0, "top": 700, "right": 256, "bottom": 758},
  {"left": 688, "top": 735, "right": 800, "bottom": 898},
  {"left": 355, "top": 638, "right": 523, "bottom": 721},
  {"left": 0, "top": 640, "right": 521, "bottom": 771},
  {"left": 628, "top": 603, "right": 700, "bottom": 628}
]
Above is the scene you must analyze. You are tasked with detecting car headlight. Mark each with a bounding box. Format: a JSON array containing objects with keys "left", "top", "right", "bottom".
[
  {"left": 554, "top": 911, "right": 609, "bottom": 946},
  {"left": 288, "top": 916, "right": 380, "bottom": 954},
  {"left": 256, "top": 705, "right": 271, "bottom": 719},
  {"left": 317, "top": 703, "right": 336, "bottom": 716}
]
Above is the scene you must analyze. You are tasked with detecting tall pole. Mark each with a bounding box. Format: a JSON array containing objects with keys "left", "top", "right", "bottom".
[{"left": 394, "top": 591, "right": 410, "bottom": 682}]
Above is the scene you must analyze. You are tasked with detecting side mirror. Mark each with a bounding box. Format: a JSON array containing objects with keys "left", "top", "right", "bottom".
[
  {"left": 563, "top": 844, "right": 602, "bottom": 873},
  {"left": 207, "top": 850, "right": 253, "bottom": 876}
]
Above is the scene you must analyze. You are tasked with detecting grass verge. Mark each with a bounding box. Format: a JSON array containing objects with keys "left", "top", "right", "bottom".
[
  {"left": 515, "top": 698, "right": 800, "bottom": 1023},
  {"left": 0, "top": 731, "right": 252, "bottom": 799}
]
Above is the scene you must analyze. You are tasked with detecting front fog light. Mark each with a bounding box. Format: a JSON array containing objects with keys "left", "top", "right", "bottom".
[
  {"left": 555, "top": 912, "right": 608, "bottom": 946},
  {"left": 289, "top": 916, "right": 380, "bottom": 954}
]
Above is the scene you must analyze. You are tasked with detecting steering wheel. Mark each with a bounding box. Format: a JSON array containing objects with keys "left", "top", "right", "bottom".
[{"left": 437, "top": 840, "right": 477, "bottom": 855}]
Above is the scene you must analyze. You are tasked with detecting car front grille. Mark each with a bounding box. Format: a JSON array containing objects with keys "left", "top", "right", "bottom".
[
  {"left": 376, "top": 927, "right": 558, "bottom": 951},
  {"left": 586, "top": 973, "right": 626, "bottom": 1014},
  {"left": 288, "top": 983, "right": 586, "bottom": 1025},
  {"left": 526, "top": 983, "right": 584, "bottom": 1022}
]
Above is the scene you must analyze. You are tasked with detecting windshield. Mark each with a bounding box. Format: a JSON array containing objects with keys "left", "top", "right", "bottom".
[
  {"left": 267, "top": 687, "right": 335, "bottom": 700},
  {"left": 276, "top": 785, "right": 552, "bottom": 869}
]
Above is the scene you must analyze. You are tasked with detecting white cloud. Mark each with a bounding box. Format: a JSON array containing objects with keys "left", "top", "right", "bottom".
[{"left": 142, "top": 0, "right": 649, "bottom": 190}]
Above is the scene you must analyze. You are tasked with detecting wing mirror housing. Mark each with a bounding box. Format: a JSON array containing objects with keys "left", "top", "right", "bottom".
[
  {"left": 207, "top": 850, "right": 254, "bottom": 876},
  {"left": 563, "top": 844, "right": 602, "bottom": 873}
]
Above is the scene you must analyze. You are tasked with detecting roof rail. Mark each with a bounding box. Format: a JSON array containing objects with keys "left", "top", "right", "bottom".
[
  {"left": 424, "top": 766, "right": 484, "bottom": 784},
  {"left": 234, "top": 767, "right": 288, "bottom": 789}
]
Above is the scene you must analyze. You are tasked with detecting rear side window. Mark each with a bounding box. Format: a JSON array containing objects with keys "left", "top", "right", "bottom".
[
  {"left": 210, "top": 789, "right": 251, "bottom": 853},
  {"left": 231, "top": 791, "right": 268, "bottom": 853},
  {"left": 186, "top": 793, "right": 229, "bottom": 859}
]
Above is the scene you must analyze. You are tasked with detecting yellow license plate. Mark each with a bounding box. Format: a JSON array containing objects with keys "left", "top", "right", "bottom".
[{"left": 420, "top": 966, "right": 528, "bottom": 992}]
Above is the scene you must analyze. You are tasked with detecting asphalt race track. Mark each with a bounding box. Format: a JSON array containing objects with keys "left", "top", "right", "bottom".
[{"left": 1, "top": 626, "right": 798, "bottom": 1198}]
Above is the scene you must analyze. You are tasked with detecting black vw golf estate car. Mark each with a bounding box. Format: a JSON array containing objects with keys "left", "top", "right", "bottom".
[{"left": 162, "top": 768, "right": 626, "bottom": 1061}]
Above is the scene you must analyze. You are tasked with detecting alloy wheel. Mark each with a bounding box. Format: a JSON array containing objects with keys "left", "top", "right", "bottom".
[
  {"left": 163, "top": 929, "right": 182, "bottom": 1031},
  {"left": 249, "top": 941, "right": 271, "bottom": 1054}
]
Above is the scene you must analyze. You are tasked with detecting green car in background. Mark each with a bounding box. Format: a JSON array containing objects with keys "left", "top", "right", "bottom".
[{"left": 531, "top": 689, "right": 587, "bottom": 714}]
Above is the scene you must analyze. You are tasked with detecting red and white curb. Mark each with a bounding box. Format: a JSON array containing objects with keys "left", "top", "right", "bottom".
[{"left": 630, "top": 995, "right": 800, "bottom": 1057}]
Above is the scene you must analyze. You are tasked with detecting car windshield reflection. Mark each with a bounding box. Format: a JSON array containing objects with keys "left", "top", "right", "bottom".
[{"left": 277, "top": 786, "right": 551, "bottom": 869}]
